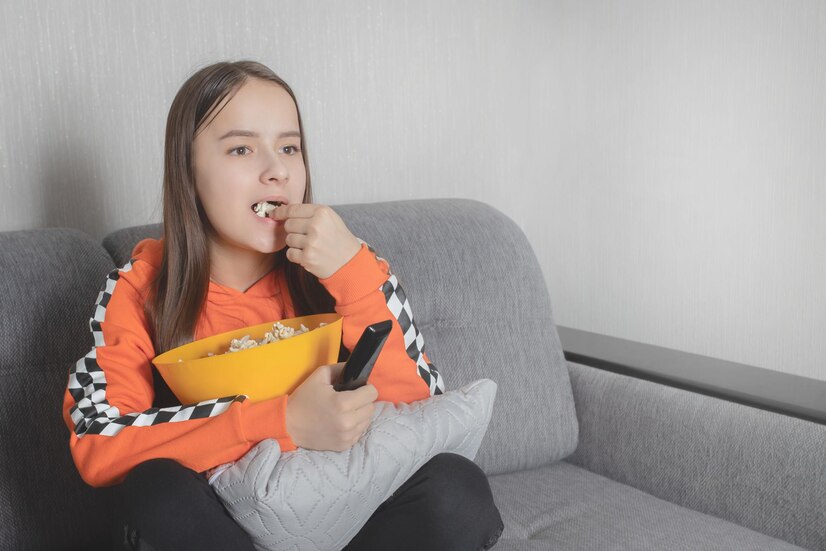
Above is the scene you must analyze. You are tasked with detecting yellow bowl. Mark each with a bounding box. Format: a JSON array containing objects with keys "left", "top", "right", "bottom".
[{"left": 152, "top": 313, "right": 342, "bottom": 404}]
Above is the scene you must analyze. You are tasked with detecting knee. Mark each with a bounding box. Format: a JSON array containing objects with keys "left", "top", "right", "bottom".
[
  {"left": 117, "top": 459, "right": 198, "bottom": 516},
  {"left": 112, "top": 460, "right": 254, "bottom": 550},
  {"left": 422, "top": 453, "right": 492, "bottom": 505},
  {"left": 417, "top": 453, "right": 502, "bottom": 533}
]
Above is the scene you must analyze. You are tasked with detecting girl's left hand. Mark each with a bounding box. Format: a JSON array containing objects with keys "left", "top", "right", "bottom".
[{"left": 271, "top": 203, "right": 362, "bottom": 279}]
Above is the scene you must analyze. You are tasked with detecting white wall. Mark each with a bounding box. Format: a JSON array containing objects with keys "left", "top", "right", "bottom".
[
  {"left": 542, "top": 0, "right": 826, "bottom": 381},
  {"left": 1, "top": 1, "right": 824, "bottom": 380}
]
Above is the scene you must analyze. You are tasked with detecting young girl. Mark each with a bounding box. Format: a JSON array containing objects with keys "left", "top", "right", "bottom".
[{"left": 62, "top": 60, "right": 503, "bottom": 550}]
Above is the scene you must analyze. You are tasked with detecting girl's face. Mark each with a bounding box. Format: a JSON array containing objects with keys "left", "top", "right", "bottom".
[{"left": 192, "top": 78, "right": 306, "bottom": 255}]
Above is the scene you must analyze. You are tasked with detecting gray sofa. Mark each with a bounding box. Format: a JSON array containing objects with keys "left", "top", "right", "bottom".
[{"left": 1, "top": 198, "right": 824, "bottom": 550}]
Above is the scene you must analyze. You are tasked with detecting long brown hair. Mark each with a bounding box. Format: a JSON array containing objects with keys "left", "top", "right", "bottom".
[{"left": 146, "top": 61, "right": 335, "bottom": 355}]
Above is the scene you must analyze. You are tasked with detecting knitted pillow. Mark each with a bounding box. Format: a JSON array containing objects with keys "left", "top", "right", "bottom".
[{"left": 212, "top": 379, "right": 497, "bottom": 551}]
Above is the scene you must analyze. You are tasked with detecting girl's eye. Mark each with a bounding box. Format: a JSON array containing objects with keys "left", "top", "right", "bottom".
[
  {"left": 281, "top": 145, "right": 301, "bottom": 155},
  {"left": 229, "top": 146, "right": 251, "bottom": 156}
]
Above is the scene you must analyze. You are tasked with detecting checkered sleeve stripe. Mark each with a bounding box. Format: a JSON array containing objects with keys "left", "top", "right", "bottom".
[
  {"left": 381, "top": 274, "right": 444, "bottom": 395},
  {"left": 357, "top": 240, "right": 445, "bottom": 396},
  {"left": 67, "top": 260, "right": 247, "bottom": 439}
]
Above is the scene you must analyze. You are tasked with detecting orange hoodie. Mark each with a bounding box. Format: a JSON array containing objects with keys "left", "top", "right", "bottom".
[{"left": 63, "top": 238, "right": 444, "bottom": 487}]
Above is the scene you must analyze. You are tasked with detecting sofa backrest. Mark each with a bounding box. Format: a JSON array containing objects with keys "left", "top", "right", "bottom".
[
  {"left": 103, "top": 198, "right": 579, "bottom": 475},
  {"left": 0, "top": 228, "right": 115, "bottom": 550}
]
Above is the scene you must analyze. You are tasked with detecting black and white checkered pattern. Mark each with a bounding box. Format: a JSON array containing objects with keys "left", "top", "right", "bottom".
[
  {"left": 381, "top": 274, "right": 445, "bottom": 395},
  {"left": 67, "top": 260, "right": 246, "bottom": 439},
  {"left": 360, "top": 240, "right": 445, "bottom": 396}
]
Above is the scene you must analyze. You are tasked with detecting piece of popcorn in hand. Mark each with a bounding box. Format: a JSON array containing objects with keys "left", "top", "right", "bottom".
[{"left": 252, "top": 201, "right": 280, "bottom": 218}]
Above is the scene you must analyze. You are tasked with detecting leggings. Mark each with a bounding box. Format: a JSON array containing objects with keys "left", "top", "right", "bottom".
[{"left": 111, "top": 453, "right": 504, "bottom": 551}]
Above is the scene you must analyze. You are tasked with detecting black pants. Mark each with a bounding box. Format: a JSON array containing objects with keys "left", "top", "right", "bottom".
[{"left": 112, "top": 453, "right": 504, "bottom": 550}]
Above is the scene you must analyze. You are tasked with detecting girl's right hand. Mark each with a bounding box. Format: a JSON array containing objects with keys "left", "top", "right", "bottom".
[{"left": 285, "top": 362, "right": 378, "bottom": 451}]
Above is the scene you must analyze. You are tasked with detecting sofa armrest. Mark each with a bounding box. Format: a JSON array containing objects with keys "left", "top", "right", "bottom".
[
  {"left": 557, "top": 326, "right": 826, "bottom": 425},
  {"left": 562, "top": 353, "right": 826, "bottom": 551}
]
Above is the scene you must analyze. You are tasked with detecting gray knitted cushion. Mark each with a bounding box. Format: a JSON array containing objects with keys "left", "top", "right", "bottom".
[{"left": 212, "top": 379, "right": 496, "bottom": 551}]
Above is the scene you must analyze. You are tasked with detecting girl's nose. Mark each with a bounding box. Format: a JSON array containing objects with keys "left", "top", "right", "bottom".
[{"left": 262, "top": 150, "right": 289, "bottom": 182}]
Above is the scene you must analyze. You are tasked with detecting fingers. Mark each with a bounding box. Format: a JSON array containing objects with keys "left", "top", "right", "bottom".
[
  {"left": 283, "top": 217, "right": 311, "bottom": 235},
  {"left": 281, "top": 213, "right": 311, "bottom": 266},
  {"left": 353, "top": 401, "right": 376, "bottom": 424},
  {"left": 285, "top": 247, "right": 302, "bottom": 265},
  {"left": 284, "top": 232, "right": 308, "bottom": 249},
  {"left": 310, "top": 364, "right": 332, "bottom": 385},
  {"left": 361, "top": 383, "right": 379, "bottom": 402},
  {"left": 347, "top": 402, "right": 375, "bottom": 441},
  {"left": 355, "top": 410, "right": 373, "bottom": 438},
  {"left": 290, "top": 363, "right": 377, "bottom": 452},
  {"left": 317, "top": 362, "right": 376, "bottom": 411},
  {"left": 275, "top": 203, "right": 355, "bottom": 279},
  {"left": 339, "top": 383, "right": 378, "bottom": 411},
  {"left": 327, "top": 362, "right": 346, "bottom": 381},
  {"left": 272, "top": 203, "right": 320, "bottom": 221},
  {"left": 310, "top": 362, "right": 342, "bottom": 386}
]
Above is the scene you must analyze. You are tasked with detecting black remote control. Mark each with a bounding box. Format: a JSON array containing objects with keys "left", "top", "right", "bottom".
[{"left": 333, "top": 320, "right": 393, "bottom": 392}]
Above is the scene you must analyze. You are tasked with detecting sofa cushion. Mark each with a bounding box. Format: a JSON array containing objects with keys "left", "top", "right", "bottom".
[
  {"left": 0, "top": 228, "right": 115, "bottom": 550},
  {"left": 102, "top": 222, "right": 162, "bottom": 266},
  {"left": 101, "top": 198, "right": 580, "bottom": 475},
  {"left": 565, "top": 361, "right": 826, "bottom": 550},
  {"left": 487, "top": 461, "right": 806, "bottom": 551}
]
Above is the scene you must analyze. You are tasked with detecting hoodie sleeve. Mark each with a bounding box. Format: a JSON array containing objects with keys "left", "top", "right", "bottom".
[
  {"left": 62, "top": 257, "right": 296, "bottom": 488},
  {"left": 318, "top": 241, "right": 445, "bottom": 404}
]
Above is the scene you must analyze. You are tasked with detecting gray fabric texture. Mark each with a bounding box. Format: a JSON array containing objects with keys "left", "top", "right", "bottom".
[
  {"left": 0, "top": 228, "right": 115, "bottom": 550},
  {"left": 565, "top": 360, "right": 826, "bottom": 551},
  {"left": 488, "top": 460, "right": 806, "bottom": 551},
  {"left": 101, "top": 198, "right": 580, "bottom": 475},
  {"left": 213, "top": 379, "right": 496, "bottom": 551}
]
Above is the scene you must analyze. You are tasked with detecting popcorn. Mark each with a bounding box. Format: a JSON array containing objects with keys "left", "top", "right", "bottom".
[
  {"left": 252, "top": 201, "right": 281, "bottom": 218},
  {"left": 217, "top": 321, "right": 327, "bottom": 355}
]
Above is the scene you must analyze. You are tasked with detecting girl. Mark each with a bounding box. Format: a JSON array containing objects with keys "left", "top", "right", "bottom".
[{"left": 62, "top": 60, "right": 503, "bottom": 550}]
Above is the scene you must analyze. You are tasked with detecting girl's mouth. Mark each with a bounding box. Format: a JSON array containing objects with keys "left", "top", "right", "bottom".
[{"left": 251, "top": 200, "right": 284, "bottom": 218}]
